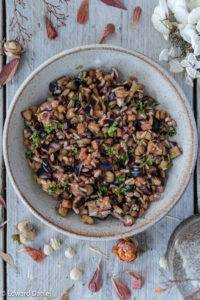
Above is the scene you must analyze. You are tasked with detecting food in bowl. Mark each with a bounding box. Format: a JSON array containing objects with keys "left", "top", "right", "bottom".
[{"left": 21, "top": 68, "right": 182, "bottom": 226}]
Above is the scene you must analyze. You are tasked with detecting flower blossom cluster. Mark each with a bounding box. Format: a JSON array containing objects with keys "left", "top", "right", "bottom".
[{"left": 152, "top": 0, "right": 200, "bottom": 85}]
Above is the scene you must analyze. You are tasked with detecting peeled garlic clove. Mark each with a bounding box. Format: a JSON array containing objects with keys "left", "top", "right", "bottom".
[
  {"left": 19, "top": 231, "right": 37, "bottom": 245},
  {"left": 43, "top": 244, "right": 54, "bottom": 256},
  {"left": 3, "top": 40, "right": 23, "bottom": 57},
  {"left": 50, "top": 236, "right": 62, "bottom": 251},
  {"left": 17, "top": 220, "right": 35, "bottom": 233},
  {"left": 64, "top": 247, "right": 76, "bottom": 259},
  {"left": 70, "top": 267, "right": 82, "bottom": 281}
]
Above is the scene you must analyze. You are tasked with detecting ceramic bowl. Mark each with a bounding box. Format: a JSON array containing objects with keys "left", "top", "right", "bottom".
[{"left": 3, "top": 45, "right": 197, "bottom": 240}]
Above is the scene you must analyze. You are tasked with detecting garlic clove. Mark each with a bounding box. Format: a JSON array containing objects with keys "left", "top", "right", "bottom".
[
  {"left": 70, "top": 267, "right": 82, "bottom": 281},
  {"left": 50, "top": 236, "right": 62, "bottom": 251},
  {"left": 19, "top": 231, "right": 37, "bottom": 245},
  {"left": 17, "top": 220, "right": 35, "bottom": 233},
  {"left": 3, "top": 40, "right": 23, "bottom": 57},
  {"left": 43, "top": 244, "right": 54, "bottom": 256},
  {"left": 64, "top": 247, "right": 76, "bottom": 259}
]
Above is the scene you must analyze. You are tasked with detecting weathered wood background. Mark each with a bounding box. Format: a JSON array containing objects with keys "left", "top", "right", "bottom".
[{"left": 0, "top": 0, "right": 198, "bottom": 299}]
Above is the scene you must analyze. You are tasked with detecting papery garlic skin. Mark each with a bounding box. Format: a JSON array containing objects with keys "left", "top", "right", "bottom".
[
  {"left": 4, "top": 40, "right": 23, "bottom": 57},
  {"left": 159, "top": 256, "right": 168, "bottom": 269},
  {"left": 50, "top": 237, "right": 62, "bottom": 251},
  {"left": 17, "top": 221, "right": 35, "bottom": 233},
  {"left": 70, "top": 267, "right": 82, "bottom": 281},
  {"left": 19, "top": 231, "right": 37, "bottom": 245},
  {"left": 43, "top": 244, "right": 54, "bottom": 256},
  {"left": 64, "top": 247, "right": 76, "bottom": 259}
]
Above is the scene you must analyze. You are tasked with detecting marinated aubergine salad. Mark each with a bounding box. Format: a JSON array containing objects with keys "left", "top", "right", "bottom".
[{"left": 22, "top": 68, "right": 182, "bottom": 226}]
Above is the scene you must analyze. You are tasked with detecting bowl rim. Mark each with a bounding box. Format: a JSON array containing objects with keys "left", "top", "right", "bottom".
[{"left": 3, "top": 44, "right": 198, "bottom": 240}]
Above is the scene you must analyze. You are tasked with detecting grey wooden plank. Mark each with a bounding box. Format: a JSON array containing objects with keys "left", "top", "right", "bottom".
[
  {"left": 196, "top": 82, "right": 200, "bottom": 212},
  {"left": 0, "top": 1, "right": 5, "bottom": 299},
  {"left": 5, "top": 0, "right": 194, "bottom": 299}
]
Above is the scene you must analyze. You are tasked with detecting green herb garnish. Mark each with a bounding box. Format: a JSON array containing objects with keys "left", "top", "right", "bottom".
[
  {"left": 115, "top": 175, "right": 125, "bottom": 184},
  {"left": 71, "top": 146, "right": 79, "bottom": 155},
  {"left": 62, "top": 180, "right": 69, "bottom": 189},
  {"left": 140, "top": 155, "right": 154, "bottom": 168},
  {"left": 114, "top": 184, "right": 132, "bottom": 195},
  {"left": 118, "top": 153, "right": 129, "bottom": 165},
  {"left": 30, "top": 132, "right": 40, "bottom": 146},
  {"left": 58, "top": 123, "right": 64, "bottom": 129},
  {"left": 135, "top": 98, "right": 159, "bottom": 113},
  {"left": 73, "top": 95, "right": 81, "bottom": 107},
  {"left": 44, "top": 123, "right": 55, "bottom": 134},
  {"left": 107, "top": 121, "right": 118, "bottom": 137},
  {"left": 47, "top": 184, "right": 62, "bottom": 196},
  {"left": 98, "top": 184, "right": 108, "bottom": 195},
  {"left": 107, "top": 147, "right": 117, "bottom": 157},
  {"left": 25, "top": 150, "right": 33, "bottom": 159}
]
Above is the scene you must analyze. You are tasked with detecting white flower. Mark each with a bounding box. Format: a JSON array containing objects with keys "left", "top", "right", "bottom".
[
  {"left": 168, "top": 0, "right": 189, "bottom": 24},
  {"left": 180, "top": 24, "right": 196, "bottom": 43},
  {"left": 159, "top": 47, "right": 181, "bottom": 61},
  {"left": 169, "top": 59, "right": 184, "bottom": 73},
  {"left": 188, "top": 0, "right": 200, "bottom": 10},
  {"left": 181, "top": 53, "right": 200, "bottom": 77},
  {"left": 196, "top": 20, "right": 200, "bottom": 32},
  {"left": 159, "top": 49, "right": 170, "bottom": 61},
  {"left": 152, "top": 0, "right": 170, "bottom": 39},
  {"left": 188, "top": 7, "right": 200, "bottom": 23},
  {"left": 185, "top": 74, "right": 194, "bottom": 86},
  {"left": 191, "top": 32, "right": 200, "bottom": 55}
]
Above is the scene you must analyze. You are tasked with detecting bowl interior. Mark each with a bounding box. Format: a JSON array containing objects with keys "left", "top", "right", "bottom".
[{"left": 4, "top": 45, "right": 197, "bottom": 239}]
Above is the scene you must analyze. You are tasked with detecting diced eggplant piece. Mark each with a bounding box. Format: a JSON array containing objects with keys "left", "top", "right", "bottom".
[{"left": 170, "top": 146, "right": 182, "bottom": 159}]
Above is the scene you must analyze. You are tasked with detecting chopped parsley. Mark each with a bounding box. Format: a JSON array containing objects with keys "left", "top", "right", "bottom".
[
  {"left": 25, "top": 150, "right": 33, "bottom": 159},
  {"left": 62, "top": 180, "right": 69, "bottom": 189},
  {"left": 107, "top": 147, "right": 117, "bottom": 157},
  {"left": 114, "top": 184, "right": 132, "bottom": 195},
  {"left": 98, "top": 184, "right": 108, "bottom": 195},
  {"left": 140, "top": 155, "right": 154, "bottom": 168},
  {"left": 44, "top": 123, "right": 55, "bottom": 134},
  {"left": 58, "top": 123, "right": 64, "bottom": 129},
  {"left": 118, "top": 153, "right": 129, "bottom": 165},
  {"left": 115, "top": 175, "right": 125, "bottom": 184},
  {"left": 30, "top": 132, "right": 40, "bottom": 146},
  {"left": 71, "top": 146, "right": 79, "bottom": 155},
  {"left": 135, "top": 98, "right": 159, "bottom": 113},
  {"left": 107, "top": 121, "right": 118, "bottom": 137},
  {"left": 47, "top": 184, "right": 62, "bottom": 196},
  {"left": 73, "top": 95, "right": 81, "bottom": 107}
]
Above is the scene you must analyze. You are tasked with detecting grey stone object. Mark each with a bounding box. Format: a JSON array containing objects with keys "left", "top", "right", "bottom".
[{"left": 166, "top": 215, "right": 200, "bottom": 299}]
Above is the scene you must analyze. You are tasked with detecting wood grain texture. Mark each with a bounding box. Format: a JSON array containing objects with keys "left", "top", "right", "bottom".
[
  {"left": 0, "top": 1, "right": 5, "bottom": 299},
  {"left": 4, "top": 0, "right": 194, "bottom": 299}
]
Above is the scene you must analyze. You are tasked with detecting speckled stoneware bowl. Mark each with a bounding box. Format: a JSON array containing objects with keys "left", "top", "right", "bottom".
[{"left": 3, "top": 45, "right": 198, "bottom": 240}]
